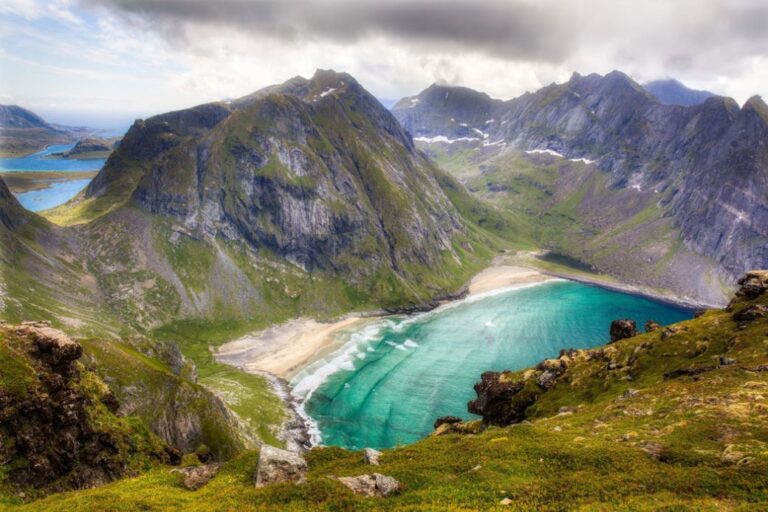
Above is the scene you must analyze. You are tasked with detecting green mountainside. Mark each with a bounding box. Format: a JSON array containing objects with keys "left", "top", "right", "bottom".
[{"left": 5, "top": 272, "right": 767, "bottom": 510}]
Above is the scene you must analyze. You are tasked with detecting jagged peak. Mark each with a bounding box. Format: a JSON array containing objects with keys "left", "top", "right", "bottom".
[{"left": 743, "top": 95, "right": 768, "bottom": 123}]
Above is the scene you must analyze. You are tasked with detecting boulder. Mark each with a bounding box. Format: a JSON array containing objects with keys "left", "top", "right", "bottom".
[
  {"left": 363, "top": 448, "right": 382, "bottom": 466},
  {"left": 433, "top": 416, "right": 462, "bottom": 429},
  {"left": 468, "top": 372, "right": 538, "bottom": 426},
  {"left": 609, "top": 319, "right": 638, "bottom": 343},
  {"left": 337, "top": 473, "right": 401, "bottom": 497},
  {"left": 172, "top": 463, "right": 220, "bottom": 490},
  {"left": 735, "top": 271, "right": 768, "bottom": 299},
  {"left": 254, "top": 445, "right": 307, "bottom": 488},
  {"left": 732, "top": 304, "right": 768, "bottom": 322},
  {"left": 644, "top": 320, "right": 661, "bottom": 332}
]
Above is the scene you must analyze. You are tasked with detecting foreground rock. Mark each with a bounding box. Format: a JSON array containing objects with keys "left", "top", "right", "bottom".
[
  {"left": 337, "top": 473, "right": 401, "bottom": 497},
  {"left": 254, "top": 445, "right": 307, "bottom": 488},
  {"left": 609, "top": 319, "right": 638, "bottom": 343},
  {"left": 0, "top": 323, "right": 173, "bottom": 491},
  {"left": 734, "top": 270, "right": 768, "bottom": 299},
  {"left": 363, "top": 448, "right": 382, "bottom": 466},
  {"left": 172, "top": 463, "right": 220, "bottom": 490}
]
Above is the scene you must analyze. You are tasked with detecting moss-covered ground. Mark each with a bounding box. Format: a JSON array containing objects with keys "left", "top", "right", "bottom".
[{"left": 7, "top": 281, "right": 767, "bottom": 510}]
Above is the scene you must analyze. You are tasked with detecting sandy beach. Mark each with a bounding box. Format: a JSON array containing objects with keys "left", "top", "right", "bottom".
[
  {"left": 467, "top": 265, "right": 554, "bottom": 295},
  {"left": 215, "top": 265, "right": 553, "bottom": 379}
]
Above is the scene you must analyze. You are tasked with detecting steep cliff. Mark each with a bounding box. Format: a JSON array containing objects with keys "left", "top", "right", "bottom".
[{"left": 394, "top": 72, "right": 768, "bottom": 304}]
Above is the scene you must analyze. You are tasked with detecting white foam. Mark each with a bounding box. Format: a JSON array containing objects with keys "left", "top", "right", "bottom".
[
  {"left": 289, "top": 278, "right": 562, "bottom": 445},
  {"left": 290, "top": 320, "right": 387, "bottom": 445},
  {"left": 484, "top": 320, "right": 495, "bottom": 328}
]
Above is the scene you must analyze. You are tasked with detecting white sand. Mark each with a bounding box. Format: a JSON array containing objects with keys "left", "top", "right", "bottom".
[
  {"left": 215, "top": 317, "right": 367, "bottom": 379},
  {"left": 468, "top": 265, "right": 553, "bottom": 295},
  {"left": 215, "top": 265, "right": 552, "bottom": 378}
]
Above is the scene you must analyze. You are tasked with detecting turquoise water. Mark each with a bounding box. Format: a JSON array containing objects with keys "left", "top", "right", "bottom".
[
  {"left": 16, "top": 178, "right": 92, "bottom": 212},
  {"left": 0, "top": 144, "right": 106, "bottom": 172},
  {"left": 2, "top": 143, "right": 106, "bottom": 211},
  {"left": 292, "top": 280, "right": 691, "bottom": 450}
]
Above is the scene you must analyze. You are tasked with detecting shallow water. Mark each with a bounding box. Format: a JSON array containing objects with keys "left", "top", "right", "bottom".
[
  {"left": 0, "top": 144, "right": 106, "bottom": 172},
  {"left": 3, "top": 144, "right": 106, "bottom": 211},
  {"left": 292, "top": 280, "right": 691, "bottom": 450},
  {"left": 16, "top": 178, "right": 92, "bottom": 211}
]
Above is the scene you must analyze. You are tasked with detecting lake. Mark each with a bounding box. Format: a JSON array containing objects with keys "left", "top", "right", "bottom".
[
  {"left": 291, "top": 280, "right": 691, "bottom": 450},
  {"left": 1, "top": 143, "right": 106, "bottom": 211}
]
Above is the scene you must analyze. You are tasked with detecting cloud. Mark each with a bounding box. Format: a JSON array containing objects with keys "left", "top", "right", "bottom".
[{"left": 2, "top": 0, "right": 767, "bottom": 117}]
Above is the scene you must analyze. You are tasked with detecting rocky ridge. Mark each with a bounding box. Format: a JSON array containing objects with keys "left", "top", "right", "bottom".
[{"left": 393, "top": 72, "right": 768, "bottom": 304}]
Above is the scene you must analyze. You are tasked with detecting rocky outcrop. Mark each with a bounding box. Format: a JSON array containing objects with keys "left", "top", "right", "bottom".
[
  {"left": 254, "top": 445, "right": 307, "bottom": 488},
  {"left": 394, "top": 73, "right": 768, "bottom": 303},
  {"left": 467, "top": 371, "right": 538, "bottom": 426},
  {"left": 363, "top": 448, "right": 382, "bottom": 466},
  {"left": 0, "top": 323, "right": 173, "bottom": 491},
  {"left": 171, "top": 463, "right": 220, "bottom": 491},
  {"left": 609, "top": 319, "right": 639, "bottom": 343},
  {"left": 337, "top": 473, "right": 401, "bottom": 497},
  {"left": 734, "top": 270, "right": 768, "bottom": 299}
]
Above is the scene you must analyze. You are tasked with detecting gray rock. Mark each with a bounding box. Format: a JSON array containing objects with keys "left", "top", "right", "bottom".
[
  {"left": 254, "top": 445, "right": 307, "bottom": 488},
  {"left": 337, "top": 473, "right": 401, "bottom": 497},
  {"left": 609, "top": 319, "right": 638, "bottom": 343},
  {"left": 363, "top": 448, "right": 382, "bottom": 466},
  {"left": 172, "top": 463, "right": 220, "bottom": 490}
]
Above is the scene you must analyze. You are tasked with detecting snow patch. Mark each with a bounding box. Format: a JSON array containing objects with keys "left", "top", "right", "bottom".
[
  {"left": 525, "top": 149, "right": 564, "bottom": 158},
  {"left": 569, "top": 157, "right": 596, "bottom": 164},
  {"left": 319, "top": 87, "right": 337, "bottom": 98},
  {"left": 413, "top": 135, "right": 481, "bottom": 144},
  {"left": 408, "top": 98, "right": 420, "bottom": 108}
]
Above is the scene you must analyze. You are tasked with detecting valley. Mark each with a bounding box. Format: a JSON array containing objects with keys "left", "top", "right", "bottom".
[{"left": 1, "top": 67, "right": 766, "bottom": 510}]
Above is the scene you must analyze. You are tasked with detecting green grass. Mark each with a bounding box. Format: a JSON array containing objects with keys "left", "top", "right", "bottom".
[{"left": 8, "top": 279, "right": 768, "bottom": 510}]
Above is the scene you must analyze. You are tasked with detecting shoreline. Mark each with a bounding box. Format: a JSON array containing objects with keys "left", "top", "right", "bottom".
[
  {"left": 213, "top": 261, "right": 711, "bottom": 450},
  {"left": 214, "top": 265, "right": 557, "bottom": 381}
]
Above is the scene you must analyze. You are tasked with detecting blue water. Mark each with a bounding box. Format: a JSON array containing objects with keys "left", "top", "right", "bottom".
[
  {"left": 0, "top": 144, "right": 106, "bottom": 172},
  {"left": 292, "top": 280, "right": 691, "bottom": 450},
  {"left": 16, "top": 179, "right": 92, "bottom": 212}
]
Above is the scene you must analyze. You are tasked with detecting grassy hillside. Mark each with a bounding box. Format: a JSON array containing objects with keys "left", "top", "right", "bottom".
[{"left": 8, "top": 273, "right": 767, "bottom": 510}]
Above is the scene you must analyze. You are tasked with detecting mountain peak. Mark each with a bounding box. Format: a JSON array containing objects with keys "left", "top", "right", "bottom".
[
  {"left": 644, "top": 78, "right": 715, "bottom": 106},
  {"left": 743, "top": 95, "right": 768, "bottom": 124}
]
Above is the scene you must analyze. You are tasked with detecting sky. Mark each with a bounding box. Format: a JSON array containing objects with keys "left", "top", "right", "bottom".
[{"left": 1, "top": 0, "right": 767, "bottom": 129}]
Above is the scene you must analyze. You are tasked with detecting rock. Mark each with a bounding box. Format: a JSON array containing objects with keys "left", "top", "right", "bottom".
[
  {"left": 732, "top": 304, "right": 768, "bottom": 322},
  {"left": 500, "top": 497, "right": 513, "bottom": 505},
  {"left": 173, "top": 463, "right": 220, "bottom": 490},
  {"left": 660, "top": 326, "right": 679, "bottom": 340},
  {"left": 609, "top": 319, "right": 638, "bottom": 343},
  {"left": 641, "top": 442, "right": 665, "bottom": 460},
  {"left": 719, "top": 356, "right": 737, "bottom": 366},
  {"left": 735, "top": 271, "right": 768, "bottom": 299},
  {"left": 663, "top": 365, "right": 718, "bottom": 379},
  {"left": 644, "top": 320, "right": 661, "bottom": 332},
  {"left": 721, "top": 445, "right": 749, "bottom": 464},
  {"left": 467, "top": 371, "right": 537, "bottom": 426},
  {"left": 337, "top": 473, "right": 401, "bottom": 497},
  {"left": 433, "top": 416, "right": 462, "bottom": 430},
  {"left": 254, "top": 445, "right": 307, "bottom": 488},
  {"left": 363, "top": 448, "right": 382, "bottom": 466},
  {"left": 617, "top": 388, "right": 639, "bottom": 401},
  {"left": 536, "top": 359, "right": 566, "bottom": 390}
]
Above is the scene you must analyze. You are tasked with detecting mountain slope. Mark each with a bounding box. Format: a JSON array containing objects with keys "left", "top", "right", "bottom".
[
  {"left": 43, "top": 70, "right": 495, "bottom": 328},
  {"left": 0, "top": 105, "right": 72, "bottom": 157},
  {"left": 644, "top": 78, "right": 715, "bottom": 106},
  {"left": 393, "top": 72, "right": 768, "bottom": 305},
  {"left": 9, "top": 272, "right": 768, "bottom": 510},
  {"left": 0, "top": 71, "right": 502, "bottom": 470}
]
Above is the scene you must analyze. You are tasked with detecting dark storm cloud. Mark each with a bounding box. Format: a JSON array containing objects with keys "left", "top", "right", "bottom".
[{"left": 83, "top": 0, "right": 576, "bottom": 61}]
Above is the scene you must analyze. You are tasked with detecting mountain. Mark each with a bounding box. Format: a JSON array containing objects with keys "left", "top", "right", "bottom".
[
  {"left": 0, "top": 105, "right": 72, "bottom": 156},
  {"left": 644, "top": 78, "right": 715, "bottom": 106},
  {"left": 392, "top": 71, "right": 768, "bottom": 305},
  {"left": 0, "top": 70, "right": 499, "bottom": 469},
  {"left": 11, "top": 271, "right": 768, "bottom": 509}
]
